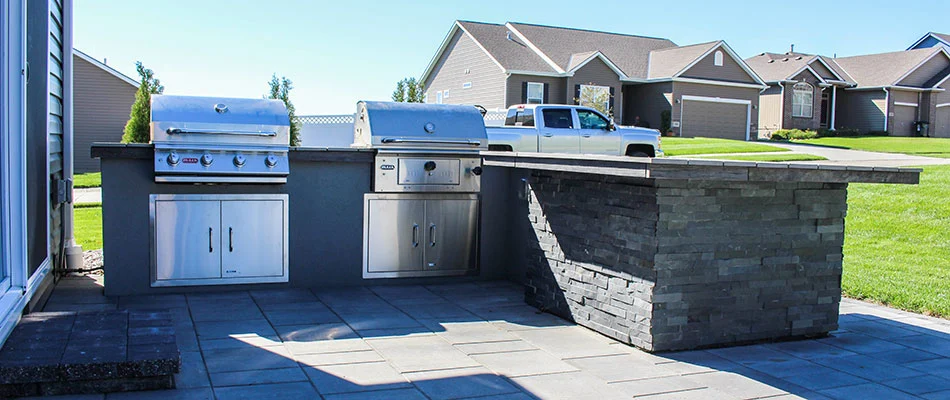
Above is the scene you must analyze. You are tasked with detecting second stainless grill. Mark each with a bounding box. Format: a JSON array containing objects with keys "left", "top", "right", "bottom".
[{"left": 353, "top": 101, "right": 487, "bottom": 278}]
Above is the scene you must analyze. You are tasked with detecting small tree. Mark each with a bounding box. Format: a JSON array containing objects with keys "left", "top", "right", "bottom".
[
  {"left": 576, "top": 84, "right": 612, "bottom": 117},
  {"left": 392, "top": 77, "right": 424, "bottom": 102},
  {"left": 121, "top": 62, "right": 164, "bottom": 143},
  {"left": 266, "top": 74, "right": 301, "bottom": 146}
]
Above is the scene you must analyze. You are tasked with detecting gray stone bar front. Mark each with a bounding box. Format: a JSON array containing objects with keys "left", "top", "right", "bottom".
[{"left": 483, "top": 152, "right": 919, "bottom": 352}]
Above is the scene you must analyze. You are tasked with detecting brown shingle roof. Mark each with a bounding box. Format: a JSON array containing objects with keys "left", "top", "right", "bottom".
[
  {"left": 744, "top": 52, "right": 816, "bottom": 82},
  {"left": 647, "top": 41, "right": 719, "bottom": 79},
  {"left": 506, "top": 22, "right": 677, "bottom": 78},
  {"left": 456, "top": 21, "right": 556, "bottom": 73},
  {"left": 832, "top": 47, "right": 943, "bottom": 87}
]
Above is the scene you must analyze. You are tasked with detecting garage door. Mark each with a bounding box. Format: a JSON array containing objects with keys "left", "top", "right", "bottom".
[
  {"left": 891, "top": 104, "right": 917, "bottom": 137},
  {"left": 681, "top": 96, "right": 749, "bottom": 140},
  {"left": 936, "top": 104, "right": 950, "bottom": 138}
]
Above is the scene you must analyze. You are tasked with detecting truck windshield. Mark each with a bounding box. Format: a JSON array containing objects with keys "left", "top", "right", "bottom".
[
  {"left": 505, "top": 109, "right": 535, "bottom": 127},
  {"left": 542, "top": 109, "right": 573, "bottom": 129}
]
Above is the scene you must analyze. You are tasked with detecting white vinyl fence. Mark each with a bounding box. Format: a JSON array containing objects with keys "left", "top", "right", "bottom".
[{"left": 298, "top": 110, "right": 509, "bottom": 147}]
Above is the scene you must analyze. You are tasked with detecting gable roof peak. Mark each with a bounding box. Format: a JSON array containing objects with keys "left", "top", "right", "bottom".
[{"left": 505, "top": 21, "right": 672, "bottom": 42}]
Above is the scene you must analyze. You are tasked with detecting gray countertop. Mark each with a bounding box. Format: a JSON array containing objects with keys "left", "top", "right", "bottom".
[
  {"left": 90, "top": 143, "right": 375, "bottom": 163},
  {"left": 481, "top": 151, "right": 921, "bottom": 184}
]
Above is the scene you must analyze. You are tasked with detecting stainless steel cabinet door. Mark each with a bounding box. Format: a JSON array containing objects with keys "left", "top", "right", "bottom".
[
  {"left": 424, "top": 199, "right": 478, "bottom": 271},
  {"left": 366, "top": 198, "right": 425, "bottom": 273},
  {"left": 154, "top": 200, "right": 221, "bottom": 281},
  {"left": 220, "top": 200, "right": 285, "bottom": 278}
]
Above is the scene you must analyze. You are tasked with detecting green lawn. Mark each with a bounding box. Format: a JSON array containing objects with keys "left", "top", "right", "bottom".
[
  {"left": 73, "top": 172, "right": 101, "bottom": 188},
  {"left": 797, "top": 136, "right": 950, "bottom": 158},
  {"left": 694, "top": 154, "right": 827, "bottom": 162},
  {"left": 843, "top": 165, "right": 950, "bottom": 317},
  {"left": 74, "top": 204, "right": 102, "bottom": 250},
  {"left": 662, "top": 137, "right": 788, "bottom": 156}
]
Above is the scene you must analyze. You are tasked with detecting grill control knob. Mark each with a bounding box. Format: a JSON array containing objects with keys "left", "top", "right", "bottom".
[
  {"left": 265, "top": 155, "right": 279, "bottom": 168},
  {"left": 233, "top": 154, "right": 246, "bottom": 167},
  {"left": 200, "top": 153, "right": 214, "bottom": 166},
  {"left": 423, "top": 161, "right": 437, "bottom": 172},
  {"left": 166, "top": 152, "right": 180, "bottom": 166},
  {"left": 471, "top": 166, "right": 483, "bottom": 176}
]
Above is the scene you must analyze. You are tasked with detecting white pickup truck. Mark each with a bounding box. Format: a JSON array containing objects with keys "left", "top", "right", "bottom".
[{"left": 484, "top": 105, "right": 662, "bottom": 157}]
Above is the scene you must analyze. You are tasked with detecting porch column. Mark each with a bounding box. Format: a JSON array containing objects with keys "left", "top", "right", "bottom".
[{"left": 830, "top": 85, "right": 836, "bottom": 130}]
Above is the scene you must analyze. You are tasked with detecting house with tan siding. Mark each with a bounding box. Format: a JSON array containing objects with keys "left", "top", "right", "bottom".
[
  {"left": 748, "top": 46, "right": 950, "bottom": 138},
  {"left": 421, "top": 21, "right": 767, "bottom": 141},
  {"left": 73, "top": 49, "right": 138, "bottom": 173}
]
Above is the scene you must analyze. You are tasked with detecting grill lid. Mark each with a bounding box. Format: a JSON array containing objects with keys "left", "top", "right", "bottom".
[
  {"left": 150, "top": 95, "right": 291, "bottom": 147},
  {"left": 353, "top": 101, "right": 487, "bottom": 151}
]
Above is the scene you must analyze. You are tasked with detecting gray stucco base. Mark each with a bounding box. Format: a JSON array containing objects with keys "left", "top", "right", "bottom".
[{"left": 523, "top": 170, "right": 847, "bottom": 352}]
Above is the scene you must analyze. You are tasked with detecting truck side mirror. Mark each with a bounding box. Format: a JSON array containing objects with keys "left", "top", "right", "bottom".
[{"left": 607, "top": 121, "right": 616, "bottom": 131}]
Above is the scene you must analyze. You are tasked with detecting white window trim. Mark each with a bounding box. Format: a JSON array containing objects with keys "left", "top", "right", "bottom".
[
  {"left": 894, "top": 102, "right": 918, "bottom": 107},
  {"left": 0, "top": 0, "right": 30, "bottom": 346},
  {"left": 714, "top": 51, "right": 724, "bottom": 67},
  {"left": 526, "top": 82, "right": 544, "bottom": 104},
  {"left": 791, "top": 82, "right": 814, "bottom": 118},
  {"left": 435, "top": 91, "right": 443, "bottom": 104},
  {"left": 579, "top": 84, "right": 610, "bottom": 111},
  {"left": 443, "top": 89, "right": 449, "bottom": 99}
]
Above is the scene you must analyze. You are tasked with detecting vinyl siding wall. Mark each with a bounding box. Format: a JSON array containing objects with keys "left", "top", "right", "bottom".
[
  {"left": 757, "top": 85, "right": 783, "bottom": 137},
  {"left": 898, "top": 54, "right": 950, "bottom": 87},
  {"left": 74, "top": 55, "right": 137, "bottom": 172},
  {"left": 680, "top": 47, "right": 757, "bottom": 84},
  {"left": 424, "top": 30, "right": 506, "bottom": 109},
  {"left": 48, "top": 0, "right": 64, "bottom": 276},
  {"left": 567, "top": 58, "right": 623, "bottom": 120},
  {"left": 934, "top": 80, "right": 950, "bottom": 137},
  {"left": 621, "top": 82, "right": 672, "bottom": 128},
  {"left": 835, "top": 90, "right": 886, "bottom": 133},
  {"left": 504, "top": 74, "right": 566, "bottom": 107},
  {"left": 670, "top": 81, "right": 759, "bottom": 138},
  {"left": 809, "top": 62, "right": 837, "bottom": 81},
  {"left": 912, "top": 36, "right": 946, "bottom": 50}
]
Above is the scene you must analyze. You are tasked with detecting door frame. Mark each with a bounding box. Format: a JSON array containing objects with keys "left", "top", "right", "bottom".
[{"left": 679, "top": 95, "right": 752, "bottom": 140}]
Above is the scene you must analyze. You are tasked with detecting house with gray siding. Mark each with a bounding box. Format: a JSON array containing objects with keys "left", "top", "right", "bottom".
[
  {"left": 421, "top": 21, "right": 767, "bottom": 140},
  {"left": 749, "top": 46, "right": 950, "bottom": 138},
  {"left": 73, "top": 49, "right": 138, "bottom": 173},
  {"left": 1, "top": 0, "right": 78, "bottom": 346}
]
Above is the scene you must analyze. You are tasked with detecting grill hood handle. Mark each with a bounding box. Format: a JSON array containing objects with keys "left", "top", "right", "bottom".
[
  {"left": 380, "top": 138, "right": 482, "bottom": 146},
  {"left": 166, "top": 127, "right": 277, "bottom": 137}
]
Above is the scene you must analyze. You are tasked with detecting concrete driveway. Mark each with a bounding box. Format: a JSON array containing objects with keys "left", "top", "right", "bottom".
[{"left": 756, "top": 142, "right": 950, "bottom": 168}]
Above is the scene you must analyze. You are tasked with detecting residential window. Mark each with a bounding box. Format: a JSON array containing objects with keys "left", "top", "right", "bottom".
[
  {"left": 792, "top": 82, "right": 814, "bottom": 118},
  {"left": 462, "top": 82, "right": 472, "bottom": 89},
  {"left": 526, "top": 82, "right": 544, "bottom": 104},
  {"left": 436, "top": 91, "right": 443, "bottom": 104},
  {"left": 577, "top": 109, "right": 609, "bottom": 130},
  {"left": 443, "top": 90, "right": 449, "bottom": 99},
  {"left": 578, "top": 84, "right": 610, "bottom": 114},
  {"left": 504, "top": 108, "right": 535, "bottom": 127},
  {"left": 714, "top": 51, "right": 724, "bottom": 66}
]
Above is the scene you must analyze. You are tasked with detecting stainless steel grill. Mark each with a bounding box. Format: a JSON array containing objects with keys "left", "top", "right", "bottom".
[
  {"left": 150, "top": 95, "right": 290, "bottom": 183},
  {"left": 353, "top": 101, "right": 487, "bottom": 279}
]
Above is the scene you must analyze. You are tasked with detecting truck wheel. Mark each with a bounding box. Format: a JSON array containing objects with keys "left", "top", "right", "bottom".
[
  {"left": 625, "top": 146, "right": 653, "bottom": 157},
  {"left": 627, "top": 151, "right": 649, "bottom": 157}
]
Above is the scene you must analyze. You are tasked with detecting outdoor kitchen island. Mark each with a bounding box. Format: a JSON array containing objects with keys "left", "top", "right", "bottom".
[{"left": 93, "top": 145, "right": 920, "bottom": 353}]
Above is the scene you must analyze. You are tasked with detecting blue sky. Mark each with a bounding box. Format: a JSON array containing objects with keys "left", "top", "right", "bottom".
[{"left": 74, "top": 0, "right": 949, "bottom": 114}]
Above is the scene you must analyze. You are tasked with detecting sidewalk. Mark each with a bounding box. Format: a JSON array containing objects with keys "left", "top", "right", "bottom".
[
  {"left": 675, "top": 142, "right": 950, "bottom": 168},
  {"left": 73, "top": 187, "right": 101, "bottom": 204}
]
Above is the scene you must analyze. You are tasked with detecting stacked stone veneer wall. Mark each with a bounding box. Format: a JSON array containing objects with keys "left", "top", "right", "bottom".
[{"left": 523, "top": 170, "right": 848, "bottom": 352}]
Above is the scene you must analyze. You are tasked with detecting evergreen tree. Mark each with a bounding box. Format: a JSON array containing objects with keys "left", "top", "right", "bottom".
[
  {"left": 392, "top": 77, "right": 425, "bottom": 103},
  {"left": 121, "top": 62, "right": 164, "bottom": 143},
  {"left": 267, "top": 74, "right": 301, "bottom": 146},
  {"left": 392, "top": 79, "right": 406, "bottom": 102}
]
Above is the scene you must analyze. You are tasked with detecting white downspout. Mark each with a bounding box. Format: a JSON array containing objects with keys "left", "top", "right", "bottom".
[
  {"left": 883, "top": 87, "right": 890, "bottom": 132},
  {"left": 61, "top": 0, "right": 83, "bottom": 270},
  {"left": 830, "top": 85, "right": 836, "bottom": 130}
]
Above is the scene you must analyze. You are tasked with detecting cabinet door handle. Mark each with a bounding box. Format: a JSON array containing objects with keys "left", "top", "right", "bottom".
[
  {"left": 229, "top": 227, "right": 233, "bottom": 252},
  {"left": 209, "top": 227, "right": 213, "bottom": 252},
  {"left": 429, "top": 223, "right": 437, "bottom": 247},
  {"left": 412, "top": 224, "right": 419, "bottom": 248}
]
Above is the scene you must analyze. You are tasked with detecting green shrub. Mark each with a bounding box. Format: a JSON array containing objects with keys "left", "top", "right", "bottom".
[
  {"left": 867, "top": 130, "right": 890, "bottom": 136},
  {"left": 770, "top": 129, "right": 818, "bottom": 141},
  {"left": 817, "top": 128, "right": 861, "bottom": 137},
  {"left": 660, "top": 110, "right": 671, "bottom": 135}
]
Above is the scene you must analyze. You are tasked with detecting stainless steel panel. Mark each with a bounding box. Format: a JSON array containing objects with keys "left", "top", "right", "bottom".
[
  {"left": 153, "top": 145, "right": 288, "bottom": 180},
  {"left": 221, "top": 200, "right": 285, "bottom": 278},
  {"left": 374, "top": 154, "right": 482, "bottom": 193},
  {"left": 150, "top": 194, "right": 289, "bottom": 287},
  {"left": 424, "top": 199, "right": 478, "bottom": 272},
  {"left": 365, "top": 198, "right": 425, "bottom": 274},
  {"left": 363, "top": 193, "right": 478, "bottom": 279},
  {"left": 153, "top": 199, "right": 222, "bottom": 281},
  {"left": 150, "top": 95, "right": 291, "bottom": 146},
  {"left": 154, "top": 176, "right": 287, "bottom": 184},
  {"left": 353, "top": 101, "right": 488, "bottom": 152},
  {"left": 398, "top": 158, "right": 460, "bottom": 185}
]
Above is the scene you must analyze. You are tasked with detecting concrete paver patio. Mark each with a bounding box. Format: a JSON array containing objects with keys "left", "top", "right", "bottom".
[{"left": 29, "top": 275, "right": 950, "bottom": 399}]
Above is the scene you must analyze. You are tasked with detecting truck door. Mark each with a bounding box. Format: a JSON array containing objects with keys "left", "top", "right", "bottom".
[
  {"left": 577, "top": 109, "right": 619, "bottom": 155},
  {"left": 538, "top": 108, "right": 580, "bottom": 153}
]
